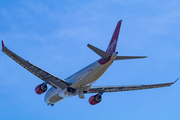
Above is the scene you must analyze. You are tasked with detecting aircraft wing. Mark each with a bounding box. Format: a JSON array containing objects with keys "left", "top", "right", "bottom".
[
  {"left": 85, "top": 79, "right": 178, "bottom": 94},
  {"left": 1, "top": 41, "right": 69, "bottom": 90}
]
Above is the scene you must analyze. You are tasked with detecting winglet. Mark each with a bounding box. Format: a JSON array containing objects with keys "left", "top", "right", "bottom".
[
  {"left": 2, "top": 40, "right": 4, "bottom": 48},
  {"left": 173, "top": 78, "right": 179, "bottom": 83}
]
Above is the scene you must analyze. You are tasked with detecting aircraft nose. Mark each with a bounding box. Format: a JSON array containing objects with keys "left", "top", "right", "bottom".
[{"left": 44, "top": 92, "right": 50, "bottom": 104}]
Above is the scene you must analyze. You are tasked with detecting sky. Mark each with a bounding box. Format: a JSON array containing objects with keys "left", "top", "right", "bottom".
[{"left": 0, "top": 0, "right": 180, "bottom": 120}]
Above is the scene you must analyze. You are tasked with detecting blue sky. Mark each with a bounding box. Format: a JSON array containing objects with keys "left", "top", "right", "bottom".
[{"left": 0, "top": 0, "right": 180, "bottom": 120}]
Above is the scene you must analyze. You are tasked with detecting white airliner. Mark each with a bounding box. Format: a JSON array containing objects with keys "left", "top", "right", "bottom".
[{"left": 2, "top": 20, "right": 178, "bottom": 106}]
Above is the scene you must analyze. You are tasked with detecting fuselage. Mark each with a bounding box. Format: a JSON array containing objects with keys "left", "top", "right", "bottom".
[{"left": 44, "top": 52, "right": 118, "bottom": 104}]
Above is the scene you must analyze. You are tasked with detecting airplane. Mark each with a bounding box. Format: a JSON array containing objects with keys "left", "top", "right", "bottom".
[{"left": 1, "top": 20, "right": 178, "bottom": 106}]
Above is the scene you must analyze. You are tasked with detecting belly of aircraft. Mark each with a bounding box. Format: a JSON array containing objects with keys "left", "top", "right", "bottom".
[{"left": 71, "top": 60, "right": 112, "bottom": 90}]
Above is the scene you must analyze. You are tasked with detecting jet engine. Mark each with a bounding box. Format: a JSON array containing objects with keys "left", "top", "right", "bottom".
[
  {"left": 35, "top": 84, "right": 47, "bottom": 94},
  {"left": 89, "top": 94, "right": 102, "bottom": 105}
]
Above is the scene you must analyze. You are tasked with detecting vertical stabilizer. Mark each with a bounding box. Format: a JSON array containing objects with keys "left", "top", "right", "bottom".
[{"left": 106, "top": 20, "right": 122, "bottom": 54}]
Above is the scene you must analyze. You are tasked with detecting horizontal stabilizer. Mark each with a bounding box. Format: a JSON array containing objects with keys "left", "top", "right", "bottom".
[
  {"left": 115, "top": 56, "right": 147, "bottom": 60},
  {"left": 87, "top": 44, "right": 111, "bottom": 59}
]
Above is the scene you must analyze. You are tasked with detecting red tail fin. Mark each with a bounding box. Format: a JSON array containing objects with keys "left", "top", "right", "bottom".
[{"left": 106, "top": 20, "right": 122, "bottom": 54}]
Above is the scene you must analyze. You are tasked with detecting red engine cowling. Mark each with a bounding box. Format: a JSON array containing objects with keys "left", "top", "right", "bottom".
[
  {"left": 89, "top": 94, "right": 102, "bottom": 105},
  {"left": 35, "top": 84, "right": 47, "bottom": 95}
]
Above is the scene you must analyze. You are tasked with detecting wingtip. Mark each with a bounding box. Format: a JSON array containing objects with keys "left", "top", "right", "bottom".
[
  {"left": 174, "top": 78, "right": 179, "bottom": 83},
  {"left": 119, "top": 20, "right": 122, "bottom": 23},
  {"left": 2, "top": 40, "right": 4, "bottom": 48}
]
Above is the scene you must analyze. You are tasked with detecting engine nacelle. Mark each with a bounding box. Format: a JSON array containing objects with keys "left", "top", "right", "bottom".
[
  {"left": 35, "top": 84, "right": 47, "bottom": 95},
  {"left": 89, "top": 94, "right": 102, "bottom": 105}
]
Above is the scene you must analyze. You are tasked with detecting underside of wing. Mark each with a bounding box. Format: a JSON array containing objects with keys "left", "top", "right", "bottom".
[
  {"left": 85, "top": 79, "right": 178, "bottom": 94},
  {"left": 2, "top": 42, "right": 69, "bottom": 90}
]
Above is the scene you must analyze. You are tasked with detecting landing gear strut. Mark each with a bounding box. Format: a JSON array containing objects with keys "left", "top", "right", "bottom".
[{"left": 67, "top": 87, "right": 76, "bottom": 94}]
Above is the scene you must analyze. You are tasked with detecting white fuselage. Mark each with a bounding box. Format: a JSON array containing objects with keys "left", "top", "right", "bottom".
[{"left": 44, "top": 52, "right": 118, "bottom": 104}]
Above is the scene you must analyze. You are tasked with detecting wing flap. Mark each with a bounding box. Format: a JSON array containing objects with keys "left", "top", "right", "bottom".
[
  {"left": 2, "top": 45, "right": 69, "bottom": 90},
  {"left": 85, "top": 79, "right": 178, "bottom": 93}
]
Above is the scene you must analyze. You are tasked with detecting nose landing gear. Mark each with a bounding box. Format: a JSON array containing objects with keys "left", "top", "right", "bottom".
[{"left": 47, "top": 103, "right": 54, "bottom": 107}]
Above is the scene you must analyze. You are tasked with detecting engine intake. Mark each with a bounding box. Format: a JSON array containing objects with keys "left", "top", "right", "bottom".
[
  {"left": 89, "top": 94, "right": 102, "bottom": 105},
  {"left": 35, "top": 84, "right": 47, "bottom": 94}
]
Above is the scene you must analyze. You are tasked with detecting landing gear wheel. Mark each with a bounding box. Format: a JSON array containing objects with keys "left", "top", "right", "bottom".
[{"left": 51, "top": 104, "right": 54, "bottom": 107}]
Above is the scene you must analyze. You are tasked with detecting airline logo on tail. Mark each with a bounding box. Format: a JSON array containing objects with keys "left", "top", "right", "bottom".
[
  {"left": 106, "top": 20, "right": 122, "bottom": 55},
  {"left": 106, "top": 39, "right": 117, "bottom": 55}
]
